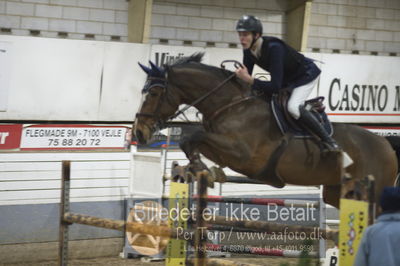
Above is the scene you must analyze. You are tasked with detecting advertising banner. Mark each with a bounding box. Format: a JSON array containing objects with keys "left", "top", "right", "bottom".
[
  {"left": 0, "top": 124, "right": 22, "bottom": 150},
  {"left": 363, "top": 126, "right": 400, "bottom": 137},
  {"left": 20, "top": 124, "right": 130, "bottom": 150},
  {"left": 316, "top": 53, "right": 400, "bottom": 123}
]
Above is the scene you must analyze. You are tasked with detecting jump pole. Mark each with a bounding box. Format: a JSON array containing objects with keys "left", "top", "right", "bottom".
[
  {"left": 221, "top": 175, "right": 264, "bottom": 184},
  {"left": 194, "top": 195, "right": 319, "bottom": 208},
  {"left": 63, "top": 212, "right": 188, "bottom": 239}
]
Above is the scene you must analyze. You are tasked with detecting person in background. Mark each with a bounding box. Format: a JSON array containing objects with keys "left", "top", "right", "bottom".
[
  {"left": 354, "top": 186, "right": 400, "bottom": 266},
  {"left": 235, "top": 15, "right": 339, "bottom": 152}
]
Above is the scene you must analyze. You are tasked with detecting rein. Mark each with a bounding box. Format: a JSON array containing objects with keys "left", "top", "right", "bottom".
[
  {"left": 168, "top": 60, "right": 244, "bottom": 121},
  {"left": 167, "top": 72, "right": 236, "bottom": 121},
  {"left": 208, "top": 96, "right": 253, "bottom": 121}
]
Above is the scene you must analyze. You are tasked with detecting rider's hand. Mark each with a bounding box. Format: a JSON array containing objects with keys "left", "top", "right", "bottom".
[{"left": 235, "top": 66, "right": 254, "bottom": 85}]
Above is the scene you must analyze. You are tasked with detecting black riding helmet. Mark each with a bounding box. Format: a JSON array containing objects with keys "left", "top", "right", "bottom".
[{"left": 236, "top": 15, "right": 263, "bottom": 35}]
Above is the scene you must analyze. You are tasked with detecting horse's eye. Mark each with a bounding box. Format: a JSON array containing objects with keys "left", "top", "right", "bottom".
[{"left": 149, "top": 91, "right": 158, "bottom": 97}]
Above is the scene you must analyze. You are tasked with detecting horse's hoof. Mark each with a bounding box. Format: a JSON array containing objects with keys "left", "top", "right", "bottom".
[
  {"left": 210, "top": 166, "right": 226, "bottom": 183},
  {"left": 188, "top": 159, "right": 207, "bottom": 172},
  {"left": 269, "top": 181, "right": 285, "bottom": 188},
  {"left": 193, "top": 169, "right": 214, "bottom": 189},
  {"left": 206, "top": 173, "right": 215, "bottom": 189}
]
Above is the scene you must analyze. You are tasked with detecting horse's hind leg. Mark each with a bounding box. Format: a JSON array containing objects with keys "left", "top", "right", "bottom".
[{"left": 322, "top": 185, "right": 340, "bottom": 209}]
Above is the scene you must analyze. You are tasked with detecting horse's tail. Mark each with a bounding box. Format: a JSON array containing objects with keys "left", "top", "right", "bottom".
[{"left": 385, "top": 136, "right": 400, "bottom": 186}]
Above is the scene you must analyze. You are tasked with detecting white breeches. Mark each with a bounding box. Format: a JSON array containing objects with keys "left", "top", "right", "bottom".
[{"left": 287, "top": 76, "right": 320, "bottom": 119}]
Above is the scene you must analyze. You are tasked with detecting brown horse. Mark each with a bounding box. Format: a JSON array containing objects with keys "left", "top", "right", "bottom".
[{"left": 134, "top": 53, "right": 398, "bottom": 210}]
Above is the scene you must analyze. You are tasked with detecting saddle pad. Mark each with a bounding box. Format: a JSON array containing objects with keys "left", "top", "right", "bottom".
[{"left": 271, "top": 97, "right": 333, "bottom": 138}]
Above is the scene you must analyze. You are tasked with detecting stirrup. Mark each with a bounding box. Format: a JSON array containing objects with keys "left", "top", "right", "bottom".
[{"left": 321, "top": 141, "right": 341, "bottom": 153}]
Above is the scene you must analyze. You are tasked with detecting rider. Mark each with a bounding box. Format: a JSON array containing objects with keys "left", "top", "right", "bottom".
[{"left": 234, "top": 15, "right": 340, "bottom": 152}]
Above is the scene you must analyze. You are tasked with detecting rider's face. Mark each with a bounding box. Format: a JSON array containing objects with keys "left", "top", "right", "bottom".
[{"left": 238, "top": 31, "right": 258, "bottom": 49}]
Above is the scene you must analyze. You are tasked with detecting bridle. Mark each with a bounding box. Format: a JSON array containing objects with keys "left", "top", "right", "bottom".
[
  {"left": 135, "top": 76, "right": 170, "bottom": 130},
  {"left": 136, "top": 60, "right": 252, "bottom": 130}
]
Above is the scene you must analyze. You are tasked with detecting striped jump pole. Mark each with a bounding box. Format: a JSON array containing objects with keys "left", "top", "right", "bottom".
[
  {"left": 223, "top": 175, "right": 264, "bottom": 184},
  {"left": 206, "top": 243, "right": 318, "bottom": 258},
  {"left": 187, "top": 257, "right": 261, "bottom": 266},
  {"left": 195, "top": 195, "right": 320, "bottom": 208}
]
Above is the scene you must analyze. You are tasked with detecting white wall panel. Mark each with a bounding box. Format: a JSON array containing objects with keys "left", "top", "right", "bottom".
[
  {"left": 0, "top": 178, "right": 128, "bottom": 190},
  {"left": 98, "top": 42, "right": 149, "bottom": 121},
  {"left": 0, "top": 35, "right": 149, "bottom": 121},
  {"left": 3, "top": 36, "right": 102, "bottom": 120},
  {"left": 0, "top": 152, "right": 131, "bottom": 205},
  {"left": 0, "top": 169, "right": 130, "bottom": 180},
  {"left": 129, "top": 150, "right": 162, "bottom": 198},
  {"left": 0, "top": 187, "right": 128, "bottom": 201}
]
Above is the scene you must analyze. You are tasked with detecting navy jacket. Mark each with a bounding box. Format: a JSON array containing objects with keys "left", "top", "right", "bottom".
[{"left": 243, "top": 36, "right": 321, "bottom": 94}]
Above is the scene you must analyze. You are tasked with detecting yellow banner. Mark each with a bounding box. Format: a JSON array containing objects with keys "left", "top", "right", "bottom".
[
  {"left": 165, "top": 182, "right": 189, "bottom": 266},
  {"left": 339, "top": 199, "right": 369, "bottom": 266}
]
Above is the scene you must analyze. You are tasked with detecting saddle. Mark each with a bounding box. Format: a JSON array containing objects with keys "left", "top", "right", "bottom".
[
  {"left": 271, "top": 91, "right": 333, "bottom": 138},
  {"left": 254, "top": 90, "right": 335, "bottom": 189}
]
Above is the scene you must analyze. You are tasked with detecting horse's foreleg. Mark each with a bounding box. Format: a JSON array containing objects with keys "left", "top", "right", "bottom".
[
  {"left": 180, "top": 130, "right": 250, "bottom": 168},
  {"left": 180, "top": 131, "right": 208, "bottom": 171}
]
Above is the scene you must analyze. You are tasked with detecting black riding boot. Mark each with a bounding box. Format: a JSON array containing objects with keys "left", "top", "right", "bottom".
[{"left": 298, "top": 106, "right": 340, "bottom": 152}]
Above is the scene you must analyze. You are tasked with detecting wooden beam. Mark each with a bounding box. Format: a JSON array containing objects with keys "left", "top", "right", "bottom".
[
  {"left": 194, "top": 171, "right": 209, "bottom": 266},
  {"left": 286, "top": 0, "right": 312, "bottom": 51},
  {"left": 128, "top": 0, "right": 153, "bottom": 43}
]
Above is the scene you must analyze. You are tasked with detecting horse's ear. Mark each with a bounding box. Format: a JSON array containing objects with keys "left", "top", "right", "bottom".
[
  {"left": 149, "top": 61, "right": 163, "bottom": 76},
  {"left": 138, "top": 62, "right": 151, "bottom": 74}
]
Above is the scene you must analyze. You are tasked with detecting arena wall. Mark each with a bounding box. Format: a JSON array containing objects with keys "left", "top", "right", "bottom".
[
  {"left": 1, "top": 0, "right": 399, "bottom": 55},
  {"left": 0, "top": 0, "right": 129, "bottom": 42}
]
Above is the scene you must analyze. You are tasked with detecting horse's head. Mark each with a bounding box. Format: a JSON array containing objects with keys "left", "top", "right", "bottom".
[{"left": 134, "top": 61, "right": 180, "bottom": 144}]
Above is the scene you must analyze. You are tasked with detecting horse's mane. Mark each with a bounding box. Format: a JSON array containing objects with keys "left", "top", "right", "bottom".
[
  {"left": 166, "top": 52, "right": 234, "bottom": 78},
  {"left": 168, "top": 52, "right": 205, "bottom": 67}
]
